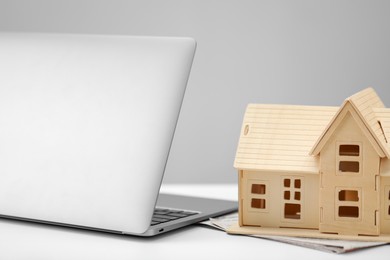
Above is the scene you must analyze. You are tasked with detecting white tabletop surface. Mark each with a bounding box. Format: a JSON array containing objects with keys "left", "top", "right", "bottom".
[{"left": 0, "top": 184, "right": 389, "bottom": 260}]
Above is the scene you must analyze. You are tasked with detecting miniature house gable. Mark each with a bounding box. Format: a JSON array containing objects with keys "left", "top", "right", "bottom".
[
  {"left": 234, "top": 87, "right": 390, "bottom": 238},
  {"left": 310, "top": 87, "right": 390, "bottom": 158}
]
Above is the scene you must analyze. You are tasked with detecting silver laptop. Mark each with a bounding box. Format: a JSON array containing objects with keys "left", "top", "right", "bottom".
[{"left": 0, "top": 32, "right": 237, "bottom": 236}]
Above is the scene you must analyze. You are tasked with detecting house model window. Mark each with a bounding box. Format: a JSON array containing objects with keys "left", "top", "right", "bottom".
[
  {"left": 388, "top": 192, "right": 390, "bottom": 216},
  {"left": 337, "top": 189, "right": 360, "bottom": 219},
  {"left": 249, "top": 182, "right": 267, "bottom": 211},
  {"left": 283, "top": 178, "right": 302, "bottom": 220},
  {"left": 387, "top": 187, "right": 390, "bottom": 218},
  {"left": 337, "top": 143, "right": 362, "bottom": 174}
]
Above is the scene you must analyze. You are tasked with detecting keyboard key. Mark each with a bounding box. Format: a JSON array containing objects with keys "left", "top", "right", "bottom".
[
  {"left": 151, "top": 207, "right": 199, "bottom": 226},
  {"left": 166, "top": 212, "right": 192, "bottom": 218},
  {"left": 153, "top": 214, "right": 180, "bottom": 220},
  {"left": 152, "top": 217, "right": 170, "bottom": 223}
]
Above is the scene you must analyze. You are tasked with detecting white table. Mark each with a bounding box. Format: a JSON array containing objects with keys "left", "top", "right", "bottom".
[{"left": 0, "top": 184, "right": 388, "bottom": 259}]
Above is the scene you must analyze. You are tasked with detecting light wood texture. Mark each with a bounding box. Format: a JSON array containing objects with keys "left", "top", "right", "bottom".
[
  {"left": 317, "top": 104, "right": 380, "bottom": 235},
  {"left": 310, "top": 87, "right": 389, "bottom": 158},
  {"left": 373, "top": 107, "right": 390, "bottom": 153},
  {"left": 239, "top": 170, "right": 319, "bottom": 229},
  {"left": 234, "top": 104, "right": 338, "bottom": 173},
  {"left": 227, "top": 222, "right": 390, "bottom": 242},
  {"left": 234, "top": 87, "right": 390, "bottom": 237}
]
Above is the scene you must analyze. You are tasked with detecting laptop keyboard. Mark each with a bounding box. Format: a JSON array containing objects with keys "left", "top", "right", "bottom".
[{"left": 151, "top": 207, "right": 199, "bottom": 226}]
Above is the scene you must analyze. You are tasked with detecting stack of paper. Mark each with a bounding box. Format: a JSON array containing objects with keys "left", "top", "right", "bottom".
[{"left": 200, "top": 212, "right": 388, "bottom": 254}]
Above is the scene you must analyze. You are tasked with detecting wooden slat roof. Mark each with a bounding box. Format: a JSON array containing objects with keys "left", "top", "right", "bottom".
[
  {"left": 372, "top": 107, "right": 390, "bottom": 154},
  {"left": 234, "top": 88, "right": 390, "bottom": 174},
  {"left": 310, "top": 88, "right": 390, "bottom": 158},
  {"left": 234, "top": 104, "right": 338, "bottom": 173}
]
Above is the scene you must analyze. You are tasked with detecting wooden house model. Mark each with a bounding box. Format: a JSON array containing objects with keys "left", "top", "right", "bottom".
[{"left": 234, "top": 88, "right": 390, "bottom": 237}]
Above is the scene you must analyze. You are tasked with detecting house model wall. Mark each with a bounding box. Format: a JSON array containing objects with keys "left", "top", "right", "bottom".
[{"left": 234, "top": 88, "right": 390, "bottom": 236}]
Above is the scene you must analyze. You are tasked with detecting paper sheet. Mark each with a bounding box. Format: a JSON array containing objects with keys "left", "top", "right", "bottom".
[{"left": 200, "top": 212, "right": 387, "bottom": 254}]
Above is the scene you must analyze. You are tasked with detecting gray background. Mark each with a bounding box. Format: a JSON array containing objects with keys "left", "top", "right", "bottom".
[{"left": 1, "top": 0, "right": 389, "bottom": 183}]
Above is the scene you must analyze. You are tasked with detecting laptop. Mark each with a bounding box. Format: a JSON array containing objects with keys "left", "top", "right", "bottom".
[{"left": 0, "top": 32, "right": 237, "bottom": 236}]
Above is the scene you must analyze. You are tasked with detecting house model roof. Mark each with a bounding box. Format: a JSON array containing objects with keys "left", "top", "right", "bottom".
[
  {"left": 234, "top": 88, "right": 390, "bottom": 174},
  {"left": 310, "top": 87, "right": 390, "bottom": 158}
]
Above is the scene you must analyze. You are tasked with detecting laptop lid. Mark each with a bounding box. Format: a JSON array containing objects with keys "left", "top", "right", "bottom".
[{"left": 0, "top": 32, "right": 196, "bottom": 234}]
